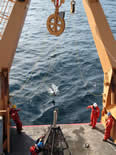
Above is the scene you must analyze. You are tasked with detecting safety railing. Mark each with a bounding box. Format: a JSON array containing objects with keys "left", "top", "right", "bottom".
[{"left": 0, "top": 0, "right": 16, "bottom": 40}]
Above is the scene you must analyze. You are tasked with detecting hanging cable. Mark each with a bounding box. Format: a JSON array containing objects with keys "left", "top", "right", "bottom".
[
  {"left": 47, "top": 0, "right": 65, "bottom": 36},
  {"left": 10, "top": 3, "right": 103, "bottom": 99},
  {"left": 75, "top": 47, "right": 103, "bottom": 97},
  {"left": 70, "top": 12, "right": 103, "bottom": 97},
  {"left": 10, "top": 11, "right": 72, "bottom": 98}
]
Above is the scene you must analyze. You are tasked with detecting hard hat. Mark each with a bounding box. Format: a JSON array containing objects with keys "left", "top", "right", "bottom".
[
  {"left": 93, "top": 103, "right": 97, "bottom": 108},
  {"left": 107, "top": 112, "right": 111, "bottom": 116},
  {"left": 12, "top": 104, "right": 16, "bottom": 109}
]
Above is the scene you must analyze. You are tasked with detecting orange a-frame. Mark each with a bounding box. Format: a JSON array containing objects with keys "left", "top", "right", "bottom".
[{"left": 0, "top": 0, "right": 116, "bottom": 153}]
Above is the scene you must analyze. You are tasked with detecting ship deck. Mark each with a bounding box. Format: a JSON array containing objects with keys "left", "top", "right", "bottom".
[{"left": 7, "top": 123, "right": 116, "bottom": 155}]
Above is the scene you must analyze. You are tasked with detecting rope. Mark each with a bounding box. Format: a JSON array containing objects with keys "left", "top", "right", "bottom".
[
  {"left": 75, "top": 47, "right": 103, "bottom": 97},
  {"left": 72, "top": 8, "right": 103, "bottom": 97},
  {"left": 10, "top": 1, "right": 103, "bottom": 98},
  {"left": 56, "top": 0, "right": 59, "bottom": 7}
]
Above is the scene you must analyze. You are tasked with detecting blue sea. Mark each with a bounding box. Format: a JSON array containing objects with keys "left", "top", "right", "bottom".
[{"left": 9, "top": 0, "right": 116, "bottom": 125}]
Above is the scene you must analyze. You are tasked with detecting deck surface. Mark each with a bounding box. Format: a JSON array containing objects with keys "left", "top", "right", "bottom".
[{"left": 7, "top": 123, "right": 116, "bottom": 155}]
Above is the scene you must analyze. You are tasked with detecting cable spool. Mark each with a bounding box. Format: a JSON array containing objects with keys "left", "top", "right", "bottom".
[{"left": 70, "top": 0, "right": 76, "bottom": 13}]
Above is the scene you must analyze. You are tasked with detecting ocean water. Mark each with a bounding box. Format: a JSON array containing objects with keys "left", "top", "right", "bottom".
[{"left": 9, "top": 0, "right": 116, "bottom": 125}]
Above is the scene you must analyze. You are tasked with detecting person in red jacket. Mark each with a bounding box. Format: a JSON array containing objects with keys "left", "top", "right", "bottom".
[
  {"left": 103, "top": 112, "right": 114, "bottom": 141},
  {"left": 10, "top": 105, "right": 22, "bottom": 133},
  {"left": 87, "top": 103, "right": 100, "bottom": 129},
  {"left": 30, "top": 136, "right": 44, "bottom": 155}
]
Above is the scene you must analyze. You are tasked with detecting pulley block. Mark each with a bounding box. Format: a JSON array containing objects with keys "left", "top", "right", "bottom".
[
  {"left": 47, "top": 0, "right": 65, "bottom": 36},
  {"left": 47, "top": 14, "right": 65, "bottom": 36}
]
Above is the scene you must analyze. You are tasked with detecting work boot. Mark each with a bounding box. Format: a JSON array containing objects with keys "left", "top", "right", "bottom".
[{"left": 103, "top": 139, "right": 107, "bottom": 142}]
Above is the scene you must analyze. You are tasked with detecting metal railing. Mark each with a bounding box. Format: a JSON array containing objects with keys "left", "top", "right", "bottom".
[{"left": 0, "top": 0, "right": 16, "bottom": 40}]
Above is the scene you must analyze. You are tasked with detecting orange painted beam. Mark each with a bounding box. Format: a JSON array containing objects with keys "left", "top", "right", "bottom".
[
  {"left": 0, "top": 0, "right": 30, "bottom": 71},
  {"left": 83, "top": 0, "right": 116, "bottom": 73}
]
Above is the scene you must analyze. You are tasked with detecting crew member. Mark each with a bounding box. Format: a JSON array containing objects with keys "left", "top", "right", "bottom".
[
  {"left": 10, "top": 105, "right": 22, "bottom": 133},
  {"left": 30, "top": 136, "right": 44, "bottom": 155},
  {"left": 103, "top": 112, "right": 114, "bottom": 141},
  {"left": 87, "top": 103, "right": 100, "bottom": 129}
]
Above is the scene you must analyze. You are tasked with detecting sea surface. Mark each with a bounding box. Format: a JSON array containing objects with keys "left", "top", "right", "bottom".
[{"left": 9, "top": 0, "right": 116, "bottom": 125}]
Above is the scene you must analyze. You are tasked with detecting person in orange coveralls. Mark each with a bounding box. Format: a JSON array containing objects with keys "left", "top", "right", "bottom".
[
  {"left": 10, "top": 105, "right": 22, "bottom": 133},
  {"left": 103, "top": 112, "right": 114, "bottom": 141},
  {"left": 87, "top": 103, "right": 100, "bottom": 129}
]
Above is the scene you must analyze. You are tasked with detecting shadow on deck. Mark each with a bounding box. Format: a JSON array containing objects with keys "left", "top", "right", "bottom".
[{"left": 6, "top": 124, "right": 116, "bottom": 155}]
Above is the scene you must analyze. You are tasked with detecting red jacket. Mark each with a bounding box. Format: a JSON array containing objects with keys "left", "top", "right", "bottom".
[
  {"left": 10, "top": 108, "right": 21, "bottom": 122},
  {"left": 87, "top": 105, "right": 100, "bottom": 118},
  {"left": 104, "top": 115, "right": 114, "bottom": 140},
  {"left": 106, "top": 115, "right": 114, "bottom": 130}
]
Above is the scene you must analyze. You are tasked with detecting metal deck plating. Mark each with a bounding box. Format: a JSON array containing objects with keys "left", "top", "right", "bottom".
[{"left": 8, "top": 123, "right": 116, "bottom": 155}]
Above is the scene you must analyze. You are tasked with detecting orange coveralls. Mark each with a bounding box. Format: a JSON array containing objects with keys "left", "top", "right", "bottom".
[
  {"left": 104, "top": 115, "right": 114, "bottom": 140},
  {"left": 87, "top": 105, "right": 100, "bottom": 128}
]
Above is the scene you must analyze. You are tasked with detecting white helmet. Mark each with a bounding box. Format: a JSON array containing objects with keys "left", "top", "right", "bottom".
[{"left": 93, "top": 103, "right": 97, "bottom": 108}]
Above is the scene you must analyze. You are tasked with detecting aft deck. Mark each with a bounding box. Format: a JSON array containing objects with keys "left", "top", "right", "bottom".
[{"left": 7, "top": 123, "right": 116, "bottom": 155}]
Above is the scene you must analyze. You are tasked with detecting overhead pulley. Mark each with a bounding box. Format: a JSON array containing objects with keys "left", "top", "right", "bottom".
[
  {"left": 70, "top": 0, "right": 76, "bottom": 13},
  {"left": 47, "top": 0, "right": 65, "bottom": 36}
]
